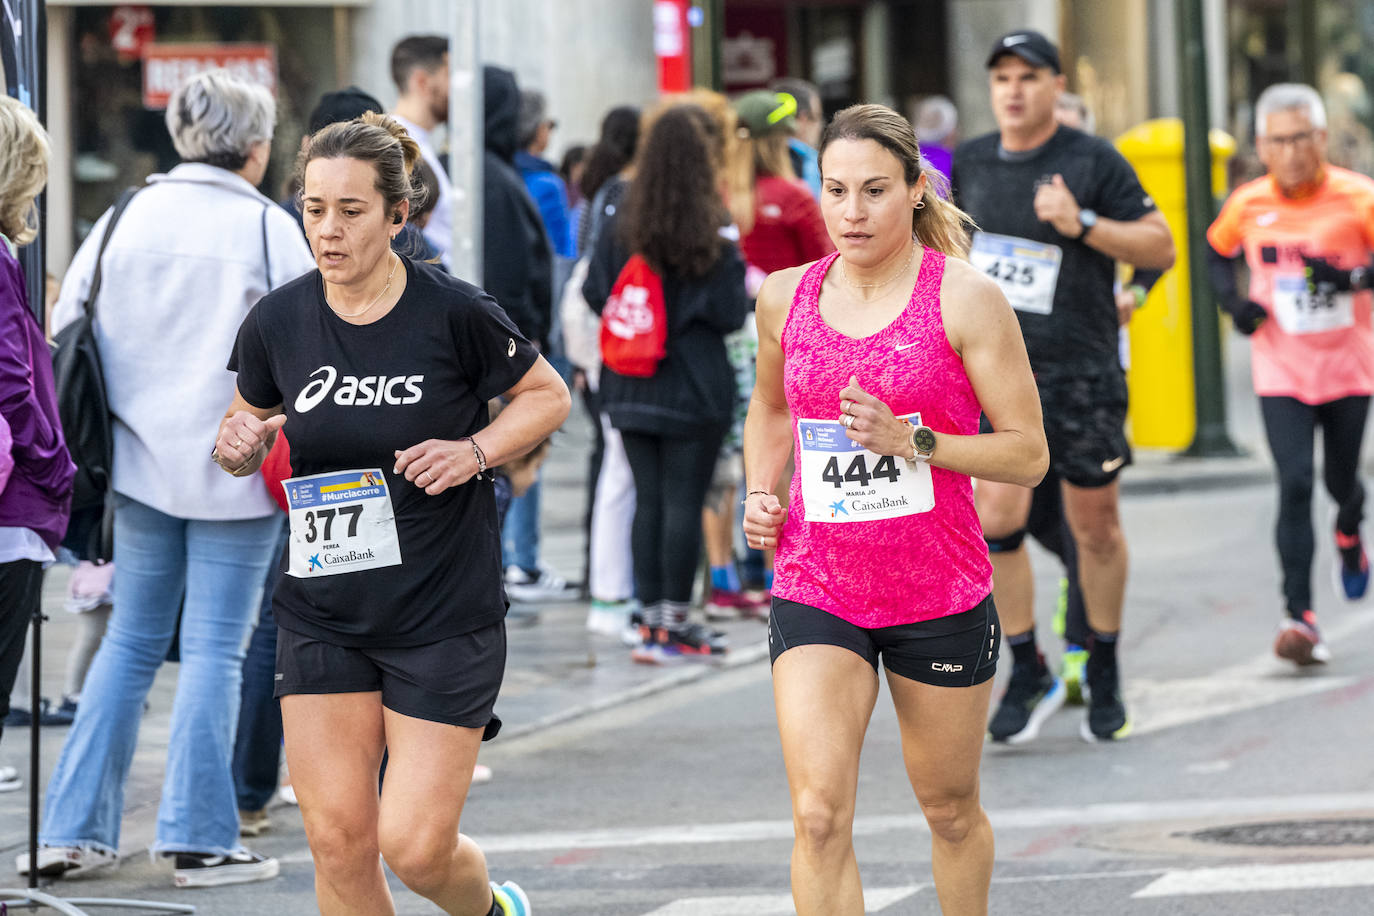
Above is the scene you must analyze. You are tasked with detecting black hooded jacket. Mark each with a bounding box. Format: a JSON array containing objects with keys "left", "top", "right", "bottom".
[{"left": 483, "top": 65, "right": 553, "bottom": 346}]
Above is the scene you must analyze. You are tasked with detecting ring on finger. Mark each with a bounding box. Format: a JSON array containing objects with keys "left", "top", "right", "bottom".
[
  {"left": 421, "top": 471, "right": 430, "bottom": 484},
  {"left": 841, "top": 413, "right": 855, "bottom": 428},
  {"left": 232, "top": 438, "right": 243, "bottom": 448},
  {"left": 841, "top": 399, "right": 852, "bottom": 415}
]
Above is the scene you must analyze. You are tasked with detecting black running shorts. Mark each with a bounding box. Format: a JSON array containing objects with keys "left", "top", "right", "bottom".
[
  {"left": 979, "top": 367, "right": 1131, "bottom": 489},
  {"left": 275, "top": 622, "right": 505, "bottom": 739},
  {"left": 768, "top": 594, "right": 1000, "bottom": 688}
]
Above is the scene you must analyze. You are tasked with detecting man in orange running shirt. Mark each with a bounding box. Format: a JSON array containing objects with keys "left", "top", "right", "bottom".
[{"left": 1207, "top": 82, "right": 1374, "bottom": 666}]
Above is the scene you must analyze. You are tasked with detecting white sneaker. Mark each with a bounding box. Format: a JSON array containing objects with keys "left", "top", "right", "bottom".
[
  {"left": 0, "top": 765, "right": 19, "bottom": 793},
  {"left": 586, "top": 600, "right": 631, "bottom": 637},
  {"left": 504, "top": 565, "right": 578, "bottom": 603},
  {"left": 170, "top": 849, "right": 279, "bottom": 888},
  {"left": 16, "top": 844, "right": 119, "bottom": 878}
]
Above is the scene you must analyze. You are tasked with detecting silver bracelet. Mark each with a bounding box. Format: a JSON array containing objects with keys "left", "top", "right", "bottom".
[{"left": 461, "top": 436, "right": 488, "bottom": 480}]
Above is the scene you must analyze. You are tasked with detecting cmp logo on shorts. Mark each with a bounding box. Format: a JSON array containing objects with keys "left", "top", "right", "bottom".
[{"left": 294, "top": 365, "right": 424, "bottom": 413}]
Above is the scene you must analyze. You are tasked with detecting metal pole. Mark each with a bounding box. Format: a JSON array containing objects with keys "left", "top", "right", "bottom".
[
  {"left": 448, "top": 0, "right": 482, "bottom": 286},
  {"left": 1177, "top": 0, "right": 1239, "bottom": 457},
  {"left": 708, "top": 0, "right": 724, "bottom": 91}
]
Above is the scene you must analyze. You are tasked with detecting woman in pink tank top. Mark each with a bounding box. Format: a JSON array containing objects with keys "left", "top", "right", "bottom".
[{"left": 741, "top": 104, "right": 1047, "bottom": 915}]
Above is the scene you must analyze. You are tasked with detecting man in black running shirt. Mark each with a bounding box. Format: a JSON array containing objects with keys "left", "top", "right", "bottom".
[{"left": 952, "top": 30, "right": 1175, "bottom": 745}]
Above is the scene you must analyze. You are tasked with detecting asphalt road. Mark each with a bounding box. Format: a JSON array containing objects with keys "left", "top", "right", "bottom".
[{"left": 8, "top": 480, "right": 1374, "bottom": 915}]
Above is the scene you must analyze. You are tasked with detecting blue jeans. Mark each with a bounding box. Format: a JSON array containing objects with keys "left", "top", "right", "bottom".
[
  {"left": 232, "top": 516, "right": 288, "bottom": 812},
  {"left": 501, "top": 474, "right": 541, "bottom": 573},
  {"left": 40, "top": 496, "right": 280, "bottom": 857}
]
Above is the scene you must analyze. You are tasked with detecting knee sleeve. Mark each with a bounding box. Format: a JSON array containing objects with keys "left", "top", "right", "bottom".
[{"left": 984, "top": 528, "right": 1027, "bottom": 553}]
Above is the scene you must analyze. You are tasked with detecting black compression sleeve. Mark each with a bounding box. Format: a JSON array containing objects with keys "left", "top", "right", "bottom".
[{"left": 1205, "top": 246, "right": 1242, "bottom": 311}]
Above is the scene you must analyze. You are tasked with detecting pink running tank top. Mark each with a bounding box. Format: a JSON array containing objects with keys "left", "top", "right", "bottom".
[{"left": 773, "top": 249, "right": 991, "bottom": 628}]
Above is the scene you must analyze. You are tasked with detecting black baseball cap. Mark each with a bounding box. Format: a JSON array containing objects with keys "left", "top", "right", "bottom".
[
  {"left": 308, "top": 86, "right": 384, "bottom": 134},
  {"left": 986, "top": 30, "right": 1061, "bottom": 74}
]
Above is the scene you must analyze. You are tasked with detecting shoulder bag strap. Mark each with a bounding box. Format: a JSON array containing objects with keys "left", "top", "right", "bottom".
[
  {"left": 260, "top": 203, "right": 273, "bottom": 291},
  {"left": 82, "top": 184, "right": 143, "bottom": 319}
]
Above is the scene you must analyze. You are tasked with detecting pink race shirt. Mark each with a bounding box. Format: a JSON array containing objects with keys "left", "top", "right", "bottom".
[
  {"left": 1208, "top": 166, "right": 1374, "bottom": 405},
  {"left": 772, "top": 250, "right": 992, "bottom": 628}
]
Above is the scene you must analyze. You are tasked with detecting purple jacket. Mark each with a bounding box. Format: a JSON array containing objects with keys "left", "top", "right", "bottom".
[{"left": 0, "top": 243, "right": 75, "bottom": 550}]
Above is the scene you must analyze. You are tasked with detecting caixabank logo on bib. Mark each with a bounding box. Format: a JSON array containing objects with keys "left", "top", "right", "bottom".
[{"left": 294, "top": 365, "right": 424, "bottom": 412}]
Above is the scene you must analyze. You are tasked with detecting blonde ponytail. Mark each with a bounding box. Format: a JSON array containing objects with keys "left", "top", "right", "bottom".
[{"left": 913, "top": 168, "right": 975, "bottom": 259}]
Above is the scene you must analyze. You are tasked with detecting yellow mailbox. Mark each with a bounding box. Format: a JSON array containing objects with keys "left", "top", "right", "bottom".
[{"left": 1116, "top": 118, "right": 1235, "bottom": 450}]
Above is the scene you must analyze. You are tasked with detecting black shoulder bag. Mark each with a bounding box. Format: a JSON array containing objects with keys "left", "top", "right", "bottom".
[{"left": 52, "top": 185, "right": 142, "bottom": 562}]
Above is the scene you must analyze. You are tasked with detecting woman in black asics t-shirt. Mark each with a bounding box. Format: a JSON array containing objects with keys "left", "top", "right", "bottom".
[{"left": 213, "top": 113, "right": 568, "bottom": 916}]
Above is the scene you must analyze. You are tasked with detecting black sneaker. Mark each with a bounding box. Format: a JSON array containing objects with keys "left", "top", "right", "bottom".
[
  {"left": 170, "top": 849, "right": 279, "bottom": 888},
  {"left": 988, "top": 663, "right": 1065, "bottom": 744},
  {"left": 1081, "top": 648, "right": 1131, "bottom": 742}
]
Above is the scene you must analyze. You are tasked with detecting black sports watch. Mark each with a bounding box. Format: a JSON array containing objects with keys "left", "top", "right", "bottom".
[
  {"left": 908, "top": 425, "right": 936, "bottom": 463},
  {"left": 1077, "top": 208, "right": 1098, "bottom": 239}
]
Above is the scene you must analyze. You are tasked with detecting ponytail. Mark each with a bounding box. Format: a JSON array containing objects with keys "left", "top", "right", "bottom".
[{"left": 913, "top": 168, "right": 975, "bottom": 259}]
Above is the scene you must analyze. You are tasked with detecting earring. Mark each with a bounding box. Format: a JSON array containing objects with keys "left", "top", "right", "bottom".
[{"left": 915, "top": 200, "right": 926, "bottom": 210}]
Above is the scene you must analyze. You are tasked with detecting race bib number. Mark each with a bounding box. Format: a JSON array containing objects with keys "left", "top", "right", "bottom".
[
  {"left": 283, "top": 469, "right": 402, "bottom": 578},
  {"left": 1271, "top": 274, "right": 1353, "bottom": 335},
  {"left": 969, "top": 231, "right": 1062, "bottom": 315},
  {"left": 798, "top": 415, "right": 934, "bottom": 523}
]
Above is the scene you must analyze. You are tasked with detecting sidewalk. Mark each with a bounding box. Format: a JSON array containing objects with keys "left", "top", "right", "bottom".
[{"left": 0, "top": 332, "right": 1324, "bottom": 866}]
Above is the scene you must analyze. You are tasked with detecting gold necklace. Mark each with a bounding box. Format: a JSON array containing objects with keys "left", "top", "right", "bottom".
[
  {"left": 327, "top": 254, "right": 398, "bottom": 319},
  {"left": 840, "top": 244, "right": 916, "bottom": 291}
]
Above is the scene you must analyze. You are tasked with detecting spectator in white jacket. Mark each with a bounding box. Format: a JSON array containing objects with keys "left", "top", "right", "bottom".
[{"left": 23, "top": 68, "right": 315, "bottom": 889}]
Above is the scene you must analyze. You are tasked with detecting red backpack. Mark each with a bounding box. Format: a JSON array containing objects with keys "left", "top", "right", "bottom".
[{"left": 600, "top": 254, "right": 667, "bottom": 378}]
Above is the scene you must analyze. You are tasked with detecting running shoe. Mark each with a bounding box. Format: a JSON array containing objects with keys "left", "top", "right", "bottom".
[
  {"left": 631, "top": 624, "right": 728, "bottom": 665},
  {"left": 0, "top": 765, "right": 19, "bottom": 793},
  {"left": 238, "top": 808, "right": 270, "bottom": 837},
  {"left": 16, "top": 844, "right": 118, "bottom": 878},
  {"left": 170, "top": 849, "right": 279, "bottom": 888},
  {"left": 1274, "top": 611, "right": 1331, "bottom": 665},
  {"left": 667, "top": 621, "right": 729, "bottom": 660},
  {"left": 1060, "top": 644, "right": 1089, "bottom": 706},
  {"left": 705, "top": 588, "right": 769, "bottom": 622},
  {"left": 1081, "top": 648, "right": 1131, "bottom": 742},
  {"left": 620, "top": 609, "right": 644, "bottom": 648},
  {"left": 987, "top": 664, "right": 1065, "bottom": 744},
  {"left": 1335, "top": 530, "right": 1369, "bottom": 601},
  {"left": 491, "top": 879, "right": 531, "bottom": 915},
  {"left": 704, "top": 588, "right": 750, "bottom": 621}
]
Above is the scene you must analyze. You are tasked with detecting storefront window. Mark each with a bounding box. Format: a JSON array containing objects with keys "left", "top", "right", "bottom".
[
  {"left": 1225, "top": 0, "right": 1374, "bottom": 182},
  {"left": 71, "top": 6, "right": 338, "bottom": 242}
]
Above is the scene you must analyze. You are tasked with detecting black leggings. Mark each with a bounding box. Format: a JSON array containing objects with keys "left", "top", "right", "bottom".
[
  {"left": 621, "top": 427, "right": 727, "bottom": 605},
  {"left": 1260, "top": 395, "right": 1369, "bottom": 613},
  {"left": 0, "top": 560, "right": 43, "bottom": 742}
]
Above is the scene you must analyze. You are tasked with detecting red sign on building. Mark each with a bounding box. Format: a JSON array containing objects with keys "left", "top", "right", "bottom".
[{"left": 141, "top": 43, "right": 277, "bottom": 109}]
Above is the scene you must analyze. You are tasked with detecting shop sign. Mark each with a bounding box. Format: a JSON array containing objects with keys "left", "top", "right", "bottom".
[
  {"left": 142, "top": 43, "right": 277, "bottom": 109},
  {"left": 654, "top": 0, "right": 690, "bottom": 93},
  {"left": 109, "top": 6, "right": 155, "bottom": 59}
]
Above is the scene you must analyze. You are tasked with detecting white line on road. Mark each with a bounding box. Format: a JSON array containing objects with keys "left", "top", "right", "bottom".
[
  {"left": 471, "top": 791, "right": 1374, "bottom": 853},
  {"left": 1132, "top": 858, "right": 1374, "bottom": 897},
  {"left": 640, "top": 885, "right": 921, "bottom": 915}
]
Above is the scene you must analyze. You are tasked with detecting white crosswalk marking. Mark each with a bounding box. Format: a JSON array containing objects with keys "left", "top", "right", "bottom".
[
  {"left": 641, "top": 885, "right": 921, "bottom": 915},
  {"left": 1132, "top": 858, "right": 1374, "bottom": 897}
]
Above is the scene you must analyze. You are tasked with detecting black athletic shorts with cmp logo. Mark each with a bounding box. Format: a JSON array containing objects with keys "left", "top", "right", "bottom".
[{"left": 768, "top": 594, "right": 1000, "bottom": 688}]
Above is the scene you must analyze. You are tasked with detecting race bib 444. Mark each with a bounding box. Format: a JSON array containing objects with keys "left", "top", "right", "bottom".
[{"left": 798, "top": 415, "right": 935, "bottom": 523}]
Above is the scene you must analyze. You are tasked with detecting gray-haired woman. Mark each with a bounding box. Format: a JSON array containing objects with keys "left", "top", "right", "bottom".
[{"left": 21, "top": 69, "right": 316, "bottom": 888}]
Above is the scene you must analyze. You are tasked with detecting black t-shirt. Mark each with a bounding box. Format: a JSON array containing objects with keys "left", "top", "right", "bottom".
[
  {"left": 952, "top": 126, "right": 1156, "bottom": 377},
  {"left": 229, "top": 256, "right": 539, "bottom": 647}
]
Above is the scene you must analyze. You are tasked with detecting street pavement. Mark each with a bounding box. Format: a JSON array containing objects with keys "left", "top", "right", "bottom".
[{"left": 4, "top": 335, "right": 1374, "bottom": 914}]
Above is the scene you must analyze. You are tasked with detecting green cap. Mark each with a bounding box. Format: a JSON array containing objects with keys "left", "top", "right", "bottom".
[{"left": 734, "top": 90, "right": 797, "bottom": 137}]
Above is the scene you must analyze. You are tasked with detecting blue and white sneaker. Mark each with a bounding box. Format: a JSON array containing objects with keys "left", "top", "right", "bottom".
[
  {"left": 1335, "top": 530, "right": 1370, "bottom": 601},
  {"left": 491, "top": 879, "right": 531, "bottom": 916}
]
